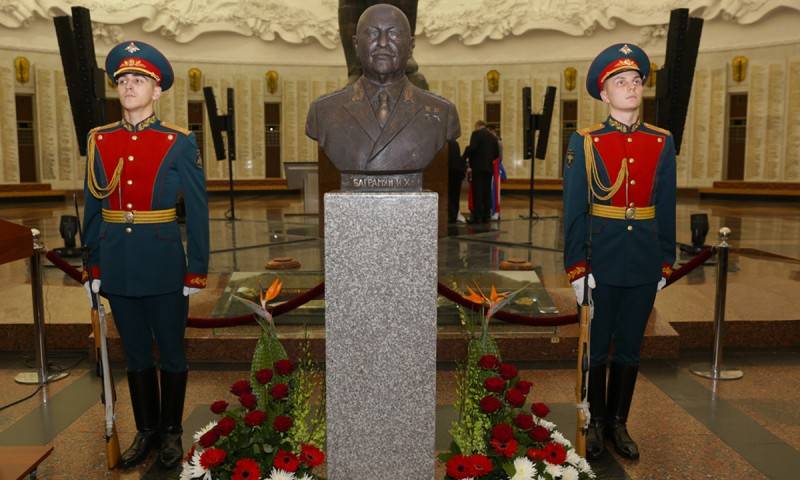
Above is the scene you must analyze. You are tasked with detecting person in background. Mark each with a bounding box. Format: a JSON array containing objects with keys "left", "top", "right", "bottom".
[{"left": 462, "top": 120, "right": 499, "bottom": 224}]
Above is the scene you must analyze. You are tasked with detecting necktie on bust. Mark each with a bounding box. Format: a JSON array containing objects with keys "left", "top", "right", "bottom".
[{"left": 377, "top": 90, "right": 390, "bottom": 127}]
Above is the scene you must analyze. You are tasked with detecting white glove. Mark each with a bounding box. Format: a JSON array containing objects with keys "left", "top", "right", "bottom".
[
  {"left": 571, "top": 273, "right": 596, "bottom": 304},
  {"left": 84, "top": 279, "right": 101, "bottom": 306},
  {"left": 183, "top": 286, "right": 202, "bottom": 296},
  {"left": 657, "top": 277, "right": 667, "bottom": 291}
]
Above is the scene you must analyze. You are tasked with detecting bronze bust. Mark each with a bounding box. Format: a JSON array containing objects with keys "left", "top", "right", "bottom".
[{"left": 306, "top": 4, "right": 460, "bottom": 190}]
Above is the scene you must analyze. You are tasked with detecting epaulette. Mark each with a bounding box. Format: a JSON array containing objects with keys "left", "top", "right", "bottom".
[
  {"left": 160, "top": 121, "right": 191, "bottom": 136},
  {"left": 577, "top": 123, "right": 604, "bottom": 136},
  {"left": 643, "top": 122, "right": 672, "bottom": 136},
  {"left": 89, "top": 121, "right": 121, "bottom": 135}
]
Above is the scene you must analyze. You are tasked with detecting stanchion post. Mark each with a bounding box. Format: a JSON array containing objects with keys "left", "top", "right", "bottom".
[
  {"left": 30, "top": 229, "right": 48, "bottom": 387},
  {"left": 691, "top": 227, "right": 743, "bottom": 381},
  {"left": 15, "top": 228, "right": 69, "bottom": 392}
]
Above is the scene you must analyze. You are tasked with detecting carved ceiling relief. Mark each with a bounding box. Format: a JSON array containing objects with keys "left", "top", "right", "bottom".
[{"left": 0, "top": 0, "right": 797, "bottom": 48}]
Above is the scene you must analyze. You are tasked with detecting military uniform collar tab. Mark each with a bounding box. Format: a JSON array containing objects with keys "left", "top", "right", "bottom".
[
  {"left": 121, "top": 114, "right": 158, "bottom": 132},
  {"left": 606, "top": 115, "right": 641, "bottom": 133}
]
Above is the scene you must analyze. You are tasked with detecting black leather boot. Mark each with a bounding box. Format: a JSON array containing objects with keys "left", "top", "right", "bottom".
[
  {"left": 119, "top": 367, "right": 160, "bottom": 469},
  {"left": 606, "top": 363, "right": 640, "bottom": 460},
  {"left": 586, "top": 364, "right": 608, "bottom": 460},
  {"left": 158, "top": 369, "right": 188, "bottom": 469}
]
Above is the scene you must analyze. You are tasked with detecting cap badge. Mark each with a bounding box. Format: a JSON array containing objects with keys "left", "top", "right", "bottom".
[
  {"left": 124, "top": 42, "right": 140, "bottom": 53},
  {"left": 619, "top": 44, "right": 632, "bottom": 55}
]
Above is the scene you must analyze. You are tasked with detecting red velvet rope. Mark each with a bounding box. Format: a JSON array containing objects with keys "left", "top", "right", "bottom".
[{"left": 45, "top": 247, "right": 714, "bottom": 329}]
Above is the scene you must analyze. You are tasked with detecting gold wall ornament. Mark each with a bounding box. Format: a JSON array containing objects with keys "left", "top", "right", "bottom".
[
  {"left": 266, "top": 70, "right": 279, "bottom": 94},
  {"left": 188, "top": 67, "right": 202, "bottom": 92},
  {"left": 732, "top": 56, "right": 748, "bottom": 82},
  {"left": 563, "top": 67, "right": 577, "bottom": 91},
  {"left": 486, "top": 69, "right": 500, "bottom": 93},
  {"left": 14, "top": 56, "right": 30, "bottom": 84},
  {"left": 647, "top": 63, "right": 658, "bottom": 88}
]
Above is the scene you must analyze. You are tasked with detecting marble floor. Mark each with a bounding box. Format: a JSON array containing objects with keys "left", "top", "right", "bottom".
[{"left": 0, "top": 191, "right": 799, "bottom": 478}]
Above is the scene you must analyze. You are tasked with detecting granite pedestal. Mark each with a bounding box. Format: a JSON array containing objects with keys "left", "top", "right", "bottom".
[{"left": 324, "top": 192, "right": 437, "bottom": 479}]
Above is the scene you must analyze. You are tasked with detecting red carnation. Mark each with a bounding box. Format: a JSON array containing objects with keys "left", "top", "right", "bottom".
[
  {"left": 544, "top": 442, "right": 567, "bottom": 465},
  {"left": 198, "top": 428, "right": 219, "bottom": 448},
  {"left": 255, "top": 368, "right": 273, "bottom": 385},
  {"left": 445, "top": 455, "right": 475, "bottom": 479},
  {"left": 505, "top": 388, "right": 526, "bottom": 407},
  {"left": 499, "top": 363, "right": 518, "bottom": 380},
  {"left": 270, "top": 383, "right": 289, "bottom": 400},
  {"left": 479, "top": 396, "right": 502, "bottom": 414},
  {"left": 491, "top": 437, "right": 518, "bottom": 458},
  {"left": 468, "top": 454, "right": 493, "bottom": 476},
  {"left": 478, "top": 354, "right": 500, "bottom": 370},
  {"left": 275, "top": 359, "right": 294, "bottom": 375},
  {"left": 199, "top": 448, "right": 227, "bottom": 469},
  {"left": 244, "top": 410, "right": 267, "bottom": 427},
  {"left": 239, "top": 392, "right": 258, "bottom": 410},
  {"left": 527, "top": 448, "right": 547, "bottom": 462},
  {"left": 514, "top": 413, "right": 534, "bottom": 431},
  {"left": 483, "top": 376, "right": 506, "bottom": 393},
  {"left": 531, "top": 402, "right": 551, "bottom": 418},
  {"left": 232, "top": 458, "right": 261, "bottom": 480},
  {"left": 515, "top": 380, "right": 533, "bottom": 395},
  {"left": 273, "top": 449, "right": 300, "bottom": 473},
  {"left": 273, "top": 415, "right": 293, "bottom": 432},
  {"left": 216, "top": 416, "right": 236, "bottom": 436},
  {"left": 491, "top": 423, "right": 514, "bottom": 442},
  {"left": 210, "top": 400, "right": 229, "bottom": 414},
  {"left": 529, "top": 425, "right": 551, "bottom": 443},
  {"left": 230, "top": 380, "right": 252, "bottom": 396},
  {"left": 300, "top": 444, "right": 326, "bottom": 467}
]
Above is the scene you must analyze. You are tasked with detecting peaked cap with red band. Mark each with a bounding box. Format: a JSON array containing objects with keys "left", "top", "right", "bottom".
[
  {"left": 105, "top": 40, "right": 174, "bottom": 91},
  {"left": 586, "top": 43, "right": 650, "bottom": 100}
]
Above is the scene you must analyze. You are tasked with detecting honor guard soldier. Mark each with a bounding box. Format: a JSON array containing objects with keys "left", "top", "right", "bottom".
[
  {"left": 562, "top": 43, "right": 676, "bottom": 461},
  {"left": 82, "top": 40, "right": 209, "bottom": 469}
]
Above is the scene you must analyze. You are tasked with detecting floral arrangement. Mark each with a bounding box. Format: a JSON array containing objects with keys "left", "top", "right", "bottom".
[
  {"left": 441, "top": 284, "right": 594, "bottom": 480},
  {"left": 182, "top": 279, "right": 326, "bottom": 480}
]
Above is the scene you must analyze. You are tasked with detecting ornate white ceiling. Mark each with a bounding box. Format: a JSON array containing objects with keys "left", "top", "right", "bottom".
[{"left": 1, "top": 0, "right": 798, "bottom": 48}]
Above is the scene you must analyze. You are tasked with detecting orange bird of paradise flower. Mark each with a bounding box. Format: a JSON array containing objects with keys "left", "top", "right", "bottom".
[
  {"left": 463, "top": 284, "right": 510, "bottom": 319},
  {"left": 259, "top": 278, "right": 283, "bottom": 313}
]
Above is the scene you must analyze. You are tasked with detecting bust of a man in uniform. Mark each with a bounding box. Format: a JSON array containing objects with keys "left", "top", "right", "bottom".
[{"left": 306, "top": 4, "right": 460, "bottom": 190}]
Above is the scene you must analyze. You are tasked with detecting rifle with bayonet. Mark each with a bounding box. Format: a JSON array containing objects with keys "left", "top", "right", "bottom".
[
  {"left": 575, "top": 206, "right": 593, "bottom": 457},
  {"left": 75, "top": 195, "right": 121, "bottom": 469}
]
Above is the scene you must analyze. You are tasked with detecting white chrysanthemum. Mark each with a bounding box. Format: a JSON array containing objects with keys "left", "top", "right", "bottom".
[
  {"left": 536, "top": 419, "right": 556, "bottom": 430},
  {"left": 297, "top": 475, "right": 315, "bottom": 480},
  {"left": 550, "top": 431, "right": 571, "bottom": 447},
  {"left": 267, "top": 468, "right": 296, "bottom": 480},
  {"left": 561, "top": 466, "right": 579, "bottom": 480},
  {"left": 509, "top": 456, "right": 536, "bottom": 480},
  {"left": 180, "top": 449, "right": 212, "bottom": 480},
  {"left": 544, "top": 463, "right": 563, "bottom": 479},
  {"left": 193, "top": 420, "right": 218, "bottom": 442},
  {"left": 566, "top": 450, "right": 581, "bottom": 466},
  {"left": 577, "top": 456, "right": 592, "bottom": 474}
]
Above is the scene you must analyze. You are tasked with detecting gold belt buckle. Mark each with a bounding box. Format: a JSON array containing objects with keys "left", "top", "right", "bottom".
[
  {"left": 625, "top": 207, "right": 636, "bottom": 219},
  {"left": 124, "top": 211, "right": 134, "bottom": 224}
]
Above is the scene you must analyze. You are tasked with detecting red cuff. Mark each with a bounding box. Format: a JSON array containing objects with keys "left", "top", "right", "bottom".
[
  {"left": 184, "top": 273, "right": 208, "bottom": 288},
  {"left": 662, "top": 263, "right": 673, "bottom": 279},
  {"left": 566, "top": 261, "right": 589, "bottom": 282},
  {"left": 82, "top": 265, "right": 101, "bottom": 283}
]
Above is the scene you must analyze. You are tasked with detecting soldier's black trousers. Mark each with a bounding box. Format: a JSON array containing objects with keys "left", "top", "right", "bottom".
[
  {"left": 108, "top": 291, "right": 189, "bottom": 372},
  {"left": 589, "top": 282, "right": 658, "bottom": 367}
]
